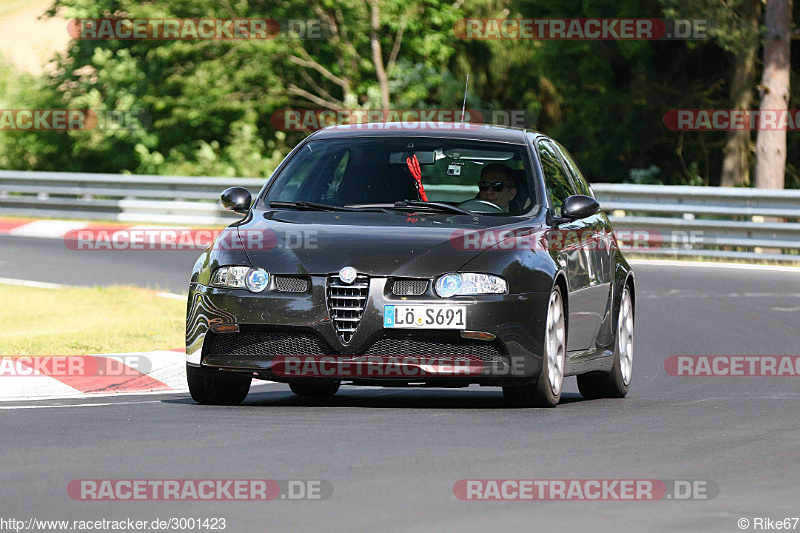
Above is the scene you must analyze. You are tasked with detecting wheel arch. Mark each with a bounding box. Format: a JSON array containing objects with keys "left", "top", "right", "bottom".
[
  {"left": 553, "top": 270, "right": 569, "bottom": 332},
  {"left": 624, "top": 271, "right": 635, "bottom": 313}
]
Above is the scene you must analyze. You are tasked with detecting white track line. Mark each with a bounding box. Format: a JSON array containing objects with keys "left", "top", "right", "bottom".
[
  {"left": 629, "top": 259, "right": 800, "bottom": 273},
  {"left": 0, "top": 387, "right": 190, "bottom": 403},
  {"left": 0, "top": 377, "right": 274, "bottom": 402},
  {"left": 155, "top": 291, "right": 187, "bottom": 300},
  {"left": 0, "top": 277, "right": 64, "bottom": 289},
  {"left": 0, "top": 277, "right": 186, "bottom": 301},
  {"left": 0, "top": 400, "right": 163, "bottom": 410}
]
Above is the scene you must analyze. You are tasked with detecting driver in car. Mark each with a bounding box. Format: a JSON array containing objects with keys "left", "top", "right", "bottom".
[{"left": 477, "top": 163, "right": 517, "bottom": 211}]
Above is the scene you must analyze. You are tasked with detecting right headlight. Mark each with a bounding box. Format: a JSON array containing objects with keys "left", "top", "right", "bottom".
[
  {"left": 434, "top": 273, "right": 507, "bottom": 297},
  {"left": 211, "top": 266, "right": 269, "bottom": 293}
]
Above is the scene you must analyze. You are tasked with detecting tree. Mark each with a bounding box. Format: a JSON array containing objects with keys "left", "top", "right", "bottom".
[
  {"left": 719, "top": 0, "right": 761, "bottom": 187},
  {"left": 755, "top": 0, "right": 792, "bottom": 189},
  {"left": 661, "top": 0, "right": 762, "bottom": 187},
  {"left": 278, "top": 0, "right": 463, "bottom": 110}
]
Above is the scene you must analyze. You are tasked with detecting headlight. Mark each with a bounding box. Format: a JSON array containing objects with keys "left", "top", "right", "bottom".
[
  {"left": 434, "top": 273, "right": 507, "bottom": 297},
  {"left": 211, "top": 266, "right": 269, "bottom": 293}
]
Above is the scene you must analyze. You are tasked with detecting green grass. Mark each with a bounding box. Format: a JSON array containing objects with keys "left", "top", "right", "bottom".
[
  {"left": 0, "top": 0, "right": 31, "bottom": 17},
  {"left": 0, "top": 285, "right": 186, "bottom": 355}
]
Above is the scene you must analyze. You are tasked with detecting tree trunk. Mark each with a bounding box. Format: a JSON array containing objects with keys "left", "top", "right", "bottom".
[
  {"left": 370, "top": 0, "right": 391, "bottom": 109},
  {"left": 755, "top": 0, "right": 792, "bottom": 190},
  {"left": 719, "top": 0, "right": 760, "bottom": 187}
]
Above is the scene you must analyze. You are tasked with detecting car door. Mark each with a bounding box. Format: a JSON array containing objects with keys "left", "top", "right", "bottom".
[
  {"left": 536, "top": 139, "right": 600, "bottom": 353},
  {"left": 554, "top": 142, "right": 616, "bottom": 347}
]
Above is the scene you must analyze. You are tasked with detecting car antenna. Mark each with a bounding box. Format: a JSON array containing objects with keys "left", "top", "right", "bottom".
[{"left": 460, "top": 73, "right": 469, "bottom": 122}]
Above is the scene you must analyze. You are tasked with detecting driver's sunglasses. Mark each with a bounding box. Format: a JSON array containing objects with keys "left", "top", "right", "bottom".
[{"left": 478, "top": 181, "right": 509, "bottom": 192}]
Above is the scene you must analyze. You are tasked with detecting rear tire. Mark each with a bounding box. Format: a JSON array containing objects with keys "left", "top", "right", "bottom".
[
  {"left": 577, "top": 285, "right": 633, "bottom": 399},
  {"left": 289, "top": 381, "right": 340, "bottom": 397},
  {"left": 503, "top": 286, "right": 566, "bottom": 408},
  {"left": 187, "top": 364, "right": 251, "bottom": 405}
]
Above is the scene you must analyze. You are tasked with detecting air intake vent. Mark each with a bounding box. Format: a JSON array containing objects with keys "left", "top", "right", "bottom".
[
  {"left": 364, "top": 336, "right": 504, "bottom": 362},
  {"left": 392, "top": 279, "right": 428, "bottom": 296},
  {"left": 326, "top": 274, "right": 369, "bottom": 344},
  {"left": 275, "top": 276, "right": 309, "bottom": 293},
  {"left": 204, "top": 331, "right": 336, "bottom": 356}
]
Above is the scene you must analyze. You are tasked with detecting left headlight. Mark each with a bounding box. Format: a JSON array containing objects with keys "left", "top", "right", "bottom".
[
  {"left": 211, "top": 266, "right": 270, "bottom": 293},
  {"left": 434, "top": 273, "right": 507, "bottom": 297}
]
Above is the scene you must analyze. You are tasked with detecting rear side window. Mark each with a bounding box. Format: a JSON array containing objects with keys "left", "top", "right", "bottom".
[
  {"left": 556, "top": 142, "right": 593, "bottom": 198},
  {"left": 537, "top": 140, "right": 577, "bottom": 217}
]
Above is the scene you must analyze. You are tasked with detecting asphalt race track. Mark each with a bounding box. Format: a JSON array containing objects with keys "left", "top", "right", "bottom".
[{"left": 1, "top": 235, "right": 799, "bottom": 532}]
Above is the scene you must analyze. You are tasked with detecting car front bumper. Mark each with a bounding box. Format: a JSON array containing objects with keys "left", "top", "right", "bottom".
[{"left": 186, "top": 277, "right": 550, "bottom": 384}]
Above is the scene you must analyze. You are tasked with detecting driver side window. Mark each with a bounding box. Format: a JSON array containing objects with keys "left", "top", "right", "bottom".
[
  {"left": 538, "top": 140, "right": 577, "bottom": 217},
  {"left": 323, "top": 150, "right": 350, "bottom": 200}
]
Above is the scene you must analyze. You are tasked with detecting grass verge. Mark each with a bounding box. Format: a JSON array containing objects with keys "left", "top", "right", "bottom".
[{"left": 0, "top": 285, "right": 185, "bottom": 355}]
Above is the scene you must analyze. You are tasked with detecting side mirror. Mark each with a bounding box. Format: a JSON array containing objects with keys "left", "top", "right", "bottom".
[
  {"left": 220, "top": 187, "right": 252, "bottom": 213},
  {"left": 555, "top": 195, "right": 600, "bottom": 223}
]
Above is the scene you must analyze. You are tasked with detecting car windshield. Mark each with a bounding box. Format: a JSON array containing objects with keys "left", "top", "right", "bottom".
[{"left": 261, "top": 137, "right": 537, "bottom": 216}]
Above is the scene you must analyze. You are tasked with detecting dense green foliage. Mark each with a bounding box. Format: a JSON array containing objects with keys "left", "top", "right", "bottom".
[{"left": 0, "top": 0, "right": 797, "bottom": 186}]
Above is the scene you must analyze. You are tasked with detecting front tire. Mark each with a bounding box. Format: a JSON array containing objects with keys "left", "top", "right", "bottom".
[
  {"left": 577, "top": 285, "right": 633, "bottom": 399},
  {"left": 187, "top": 364, "right": 251, "bottom": 405},
  {"left": 503, "top": 286, "right": 566, "bottom": 408}
]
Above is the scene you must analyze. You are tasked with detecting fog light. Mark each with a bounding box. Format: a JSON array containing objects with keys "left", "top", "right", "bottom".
[
  {"left": 435, "top": 274, "right": 462, "bottom": 298},
  {"left": 245, "top": 268, "right": 269, "bottom": 293}
]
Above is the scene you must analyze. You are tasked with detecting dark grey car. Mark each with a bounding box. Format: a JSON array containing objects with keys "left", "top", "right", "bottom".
[{"left": 186, "top": 123, "right": 635, "bottom": 407}]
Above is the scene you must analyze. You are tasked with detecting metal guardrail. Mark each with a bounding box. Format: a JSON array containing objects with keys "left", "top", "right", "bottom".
[
  {"left": 1, "top": 170, "right": 799, "bottom": 262},
  {"left": 0, "top": 170, "right": 264, "bottom": 225},
  {"left": 590, "top": 184, "right": 800, "bottom": 262}
]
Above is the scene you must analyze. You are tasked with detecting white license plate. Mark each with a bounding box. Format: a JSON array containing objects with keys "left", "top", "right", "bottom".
[{"left": 383, "top": 305, "right": 466, "bottom": 329}]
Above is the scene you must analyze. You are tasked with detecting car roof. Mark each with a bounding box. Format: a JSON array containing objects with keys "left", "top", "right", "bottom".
[{"left": 310, "top": 122, "right": 537, "bottom": 144}]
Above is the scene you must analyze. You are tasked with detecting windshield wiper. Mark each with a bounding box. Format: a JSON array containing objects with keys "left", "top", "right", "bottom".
[
  {"left": 269, "top": 201, "right": 365, "bottom": 212},
  {"left": 391, "top": 200, "right": 474, "bottom": 216}
]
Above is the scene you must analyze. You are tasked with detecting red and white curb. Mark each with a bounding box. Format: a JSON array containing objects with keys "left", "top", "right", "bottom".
[
  {"left": 0, "top": 217, "right": 220, "bottom": 248},
  {"left": 0, "top": 351, "right": 188, "bottom": 401},
  {"left": 0, "top": 218, "right": 108, "bottom": 238}
]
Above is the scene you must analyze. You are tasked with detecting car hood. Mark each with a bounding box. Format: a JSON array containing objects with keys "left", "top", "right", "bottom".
[{"left": 235, "top": 209, "right": 521, "bottom": 278}]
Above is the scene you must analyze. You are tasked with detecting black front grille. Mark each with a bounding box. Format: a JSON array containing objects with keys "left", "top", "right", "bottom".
[
  {"left": 392, "top": 279, "right": 428, "bottom": 296},
  {"left": 204, "top": 330, "right": 505, "bottom": 364},
  {"left": 275, "top": 276, "right": 309, "bottom": 292},
  {"left": 326, "top": 274, "right": 369, "bottom": 344},
  {"left": 364, "top": 336, "right": 504, "bottom": 363},
  {"left": 204, "top": 331, "right": 336, "bottom": 356}
]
